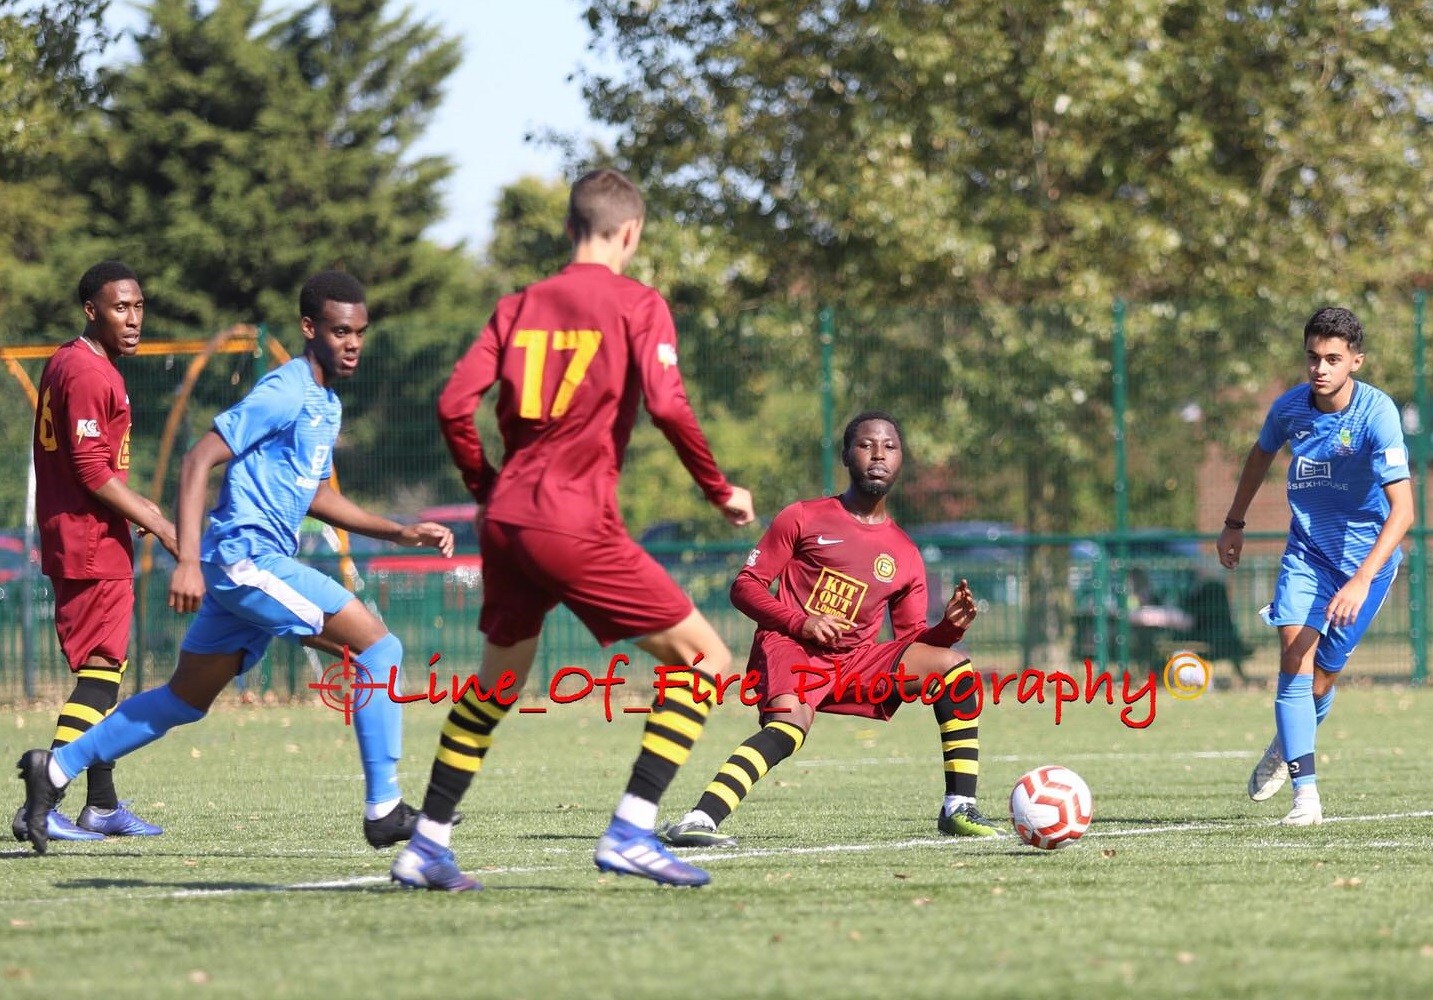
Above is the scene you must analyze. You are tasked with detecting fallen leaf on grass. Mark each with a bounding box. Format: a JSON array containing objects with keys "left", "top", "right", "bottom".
[
  {"left": 1176, "top": 952, "right": 1195, "bottom": 965},
  {"left": 1101, "top": 849, "right": 1117, "bottom": 858},
  {"left": 913, "top": 897, "right": 932, "bottom": 907},
  {"left": 187, "top": 970, "right": 210, "bottom": 985}
]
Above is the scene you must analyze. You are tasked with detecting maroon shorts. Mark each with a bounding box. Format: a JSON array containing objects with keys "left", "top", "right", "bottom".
[
  {"left": 751, "top": 631, "right": 916, "bottom": 721},
  {"left": 52, "top": 577, "right": 133, "bottom": 670},
  {"left": 479, "top": 521, "right": 695, "bottom": 647}
]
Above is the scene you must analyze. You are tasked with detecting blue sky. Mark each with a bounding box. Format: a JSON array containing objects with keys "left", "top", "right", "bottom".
[
  {"left": 403, "top": 0, "right": 613, "bottom": 250},
  {"left": 106, "top": 0, "right": 611, "bottom": 251}
]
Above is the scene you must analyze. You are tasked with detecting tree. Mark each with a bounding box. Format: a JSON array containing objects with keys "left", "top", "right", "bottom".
[
  {"left": 74, "top": 0, "right": 469, "bottom": 332},
  {"left": 55, "top": 0, "right": 487, "bottom": 504},
  {"left": 580, "top": 1, "right": 1433, "bottom": 659},
  {"left": 0, "top": 0, "right": 112, "bottom": 338},
  {"left": 578, "top": 2, "right": 1433, "bottom": 520}
]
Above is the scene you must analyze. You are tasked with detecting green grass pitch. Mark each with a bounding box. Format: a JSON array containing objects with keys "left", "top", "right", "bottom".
[{"left": 2, "top": 682, "right": 1430, "bottom": 999}]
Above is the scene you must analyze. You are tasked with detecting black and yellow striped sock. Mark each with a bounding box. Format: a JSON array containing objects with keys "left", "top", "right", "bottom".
[
  {"left": 933, "top": 660, "right": 980, "bottom": 800},
  {"left": 53, "top": 660, "right": 126, "bottom": 810},
  {"left": 623, "top": 667, "right": 713, "bottom": 805},
  {"left": 420, "top": 689, "right": 512, "bottom": 824},
  {"left": 692, "top": 720, "right": 806, "bottom": 826}
]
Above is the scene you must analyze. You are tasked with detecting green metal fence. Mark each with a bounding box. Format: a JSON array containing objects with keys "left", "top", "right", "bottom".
[{"left": 1, "top": 294, "right": 1428, "bottom": 701}]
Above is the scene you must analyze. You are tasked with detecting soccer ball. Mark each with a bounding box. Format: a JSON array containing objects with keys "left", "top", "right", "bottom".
[{"left": 1009, "top": 765, "right": 1093, "bottom": 850}]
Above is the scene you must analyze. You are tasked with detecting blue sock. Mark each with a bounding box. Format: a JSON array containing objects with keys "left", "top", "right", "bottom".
[
  {"left": 1314, "top": 685, "right": 1336, "bottom": 726},
  {"left": 52, "top": 685, "right": 205, "bottom": 782},
  {"left": 1275, "top": 673, "right": 1317, "bottom": 790},
  {"left": 352, "top": 634, "right": 404, "bottom": 805}
]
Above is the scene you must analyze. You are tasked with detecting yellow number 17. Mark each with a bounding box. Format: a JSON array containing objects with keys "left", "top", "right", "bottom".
[{"left": 513, "top": 328, "right": 603, "bottom": 419}]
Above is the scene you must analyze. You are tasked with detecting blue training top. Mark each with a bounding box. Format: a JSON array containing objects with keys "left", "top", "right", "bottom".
[
  {"left": 202, "top": 358, "right": 342, "bottom": 564},
  {"left": 1257, "top": 379, "right": 1409, "bottom": 577}
]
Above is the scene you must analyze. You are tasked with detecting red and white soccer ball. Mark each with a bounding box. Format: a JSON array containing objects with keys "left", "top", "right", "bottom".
[{"left": 1009, "top": 765, "right": 1093, "bottom": 850}]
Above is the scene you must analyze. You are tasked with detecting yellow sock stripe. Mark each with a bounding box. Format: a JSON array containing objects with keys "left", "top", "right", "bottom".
[
  {"left": 58, "top": 703, "right": 106, "bottom": 727},
  {"left": 647, "top": 707, "right": 707, "bottom": 743},
  {"left": 639, "top": 731, "right": 691, "bottom": 766},
  {"left": 440, "top": 727, "right": 492, "bottom": 751},
  {"left": 733, "top": 745, "right": 771, "bottom": 779},
  {"left": 941, "top": 660, "right": 975, "bottom": 684},
  {"left": 435, "top": 745, "right": 484, "bottom": 772},
  {"left": 944, "top": 759, "right": 979, "bottom": 774},
  {"left": 941, "top": 737, "right": 980, "bottom": 752},
  {"left": 76, "top": 667, "right": 123, "bottom": 682},
  {"left": 454, "top": 694, "right": 509, "bottom": 726},
  {"left": 940, "top": 717, "right": 977, "bottom": 734},
  {"left": 717, "top": 759, "right": 759, "bottom": 792},
  {"left": 659, "top": 669, "right": 713, "bottom": 711},
  {"left": 53, "top": 725, "right": 87, "bottom": 744},
  {"left": 767, "top": 721, "right": 806, "bottom": 750},
  {"left": 706, "top": 779, "right": 743, "bottom": 811}
]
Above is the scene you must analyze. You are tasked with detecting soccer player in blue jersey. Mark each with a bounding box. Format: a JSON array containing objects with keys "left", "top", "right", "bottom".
[
  {"left": 15, "top": 271, "right": 455, "bottom": 854},
  {"left": 1216, "top": 306, "right": 1413, "bottom": 826}
]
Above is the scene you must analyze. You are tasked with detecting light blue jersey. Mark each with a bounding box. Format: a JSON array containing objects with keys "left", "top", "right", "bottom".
[
  {"left": 1257, "top": 380, "right": 1409, "bottom": 578},
  {"left": 202, "top": 358, "right": 342, "bottom": 564}
]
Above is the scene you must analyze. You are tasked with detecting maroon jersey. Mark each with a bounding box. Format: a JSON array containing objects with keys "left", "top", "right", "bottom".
[
  {"left": 438, "top": 262, "right": 732, "bottom": 539},
  {"left": 33, "top": 338, "right": 134, "bottom": 579},
  {"left": 732, "top": 496, "right": 962, "bottom": 653}
]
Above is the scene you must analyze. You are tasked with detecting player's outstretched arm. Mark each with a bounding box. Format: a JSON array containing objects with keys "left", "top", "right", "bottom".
[
  {"left": 170, "top": 431, "right": 235, "bottom": 613},
  {"left": 307, "top": 484, "right": 455, "bottom": 557},
  {"left": 1218, "top": 443, "right": 1278, "bottom": 569},
  {"left": 89, "top": 480, "right": 178, "bottom": 557}
]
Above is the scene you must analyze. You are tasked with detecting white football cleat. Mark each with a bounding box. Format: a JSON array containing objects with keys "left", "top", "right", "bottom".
[
  {"left": 1248, "top": 736, "right": 1289, "bottom": 802},
  {"left": 1280, "top": 789, "right": 1323, "bottom": 827}
]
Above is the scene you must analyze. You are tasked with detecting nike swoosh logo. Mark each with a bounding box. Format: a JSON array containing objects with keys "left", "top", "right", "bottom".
[
  {"left": 309, "top": 414, "right": 324, "bottom": 427},
  {"left": 815, "top": 536, "right": 843, "bottom": 546},
  {"left": 1294, "top": 431, "right": 1311, "bottom": 440}
]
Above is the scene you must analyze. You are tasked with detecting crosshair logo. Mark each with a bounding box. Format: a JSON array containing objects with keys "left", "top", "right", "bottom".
[
  {"left": 1162, "top": 650, "right": 1212, "bottom": 700},
  {"left": 307, "top": 646, "right": 380, "bottom": 725}
]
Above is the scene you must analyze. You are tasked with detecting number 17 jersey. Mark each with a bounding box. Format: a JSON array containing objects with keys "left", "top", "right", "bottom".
[{"left": 438, "top": 262, "right": 732, "bottom": 539}]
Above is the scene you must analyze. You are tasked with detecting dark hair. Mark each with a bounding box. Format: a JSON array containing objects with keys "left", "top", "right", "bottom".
[
  {"left": 841, "top": 410, "right": 904, "bottom": 460},
  {"left": 567, "top": 168, "right": 645, "bottom": 242},
  {"left": 1304, "top": 306, "right": 1364, "bottom": 353},
  {"left": 77, "top": 261, "right": 138, "bottom": 306},
  {"left": 300, "top": 270, "right": 366, "bottom": 320}
]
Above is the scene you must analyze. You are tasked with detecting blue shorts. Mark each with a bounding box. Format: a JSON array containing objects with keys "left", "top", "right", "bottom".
[
  {"left": 1266, "top": 549, "right": 1397, "bottom": 673},
  {"left": 181, "top": 555, "right": 355, "bottom": 673}
]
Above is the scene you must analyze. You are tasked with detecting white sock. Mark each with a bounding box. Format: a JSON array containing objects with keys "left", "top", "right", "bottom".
[
  {"left": 364, "top": 796, "right": 401, "bottom": 822},
  {"left": 1292, "top": 785, "right": 1321, "bottom": 805},
  {"left": 614, "top": 793, "right": 658, "bottom": 830},
  {"left": 415, "top": 816, "right": 452, "bottom": 847},
  {"left": 679, "top": 809, "right": 716, "bottom": 830},
  {"left": 943, "top": 794, "right": 974, "bottom": 817},
  {"left": 48, "top": 757, "right": 70, "bottom": 789}
]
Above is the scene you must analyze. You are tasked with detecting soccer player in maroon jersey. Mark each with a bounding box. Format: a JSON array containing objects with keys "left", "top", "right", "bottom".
[
  {"left": 661, "top": 411, "right": 1006, "bottom": 847},
  {"left": 391, "top": 168, "right": 755, "bottom": 890},
  {"left": 11, "top": 261, "right": 177, "bottom": 843}
]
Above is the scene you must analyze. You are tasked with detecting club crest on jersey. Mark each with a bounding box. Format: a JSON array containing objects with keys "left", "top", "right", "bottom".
[
  {"left": 745, "top": 548, "right": 760, "bottom": 567},
  {"left": 75, "top": 418, "right": 100, "bottom": 440},
  {"left": 1334, "top": 427, "right": 1354, "bottom": 456},
  {"left": 657, "top": 343, "right": 678, "bottom": 369},
  {"left": 873, "top": 553, "right": 897, "bottom": 583},
  {"left": 804, "top": 567, "right": 866, "bottom": 627}
]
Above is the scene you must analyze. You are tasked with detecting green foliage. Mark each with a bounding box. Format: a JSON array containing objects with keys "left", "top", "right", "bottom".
[
  {"left": 71, "top": 0, "right": 471, "bottom": 334},
  {"left": 0, "top": 0, "right": 112, "bottom": 337},
  {"left": 579, "top": 0, "right": 1433, "bottom": 540}
]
